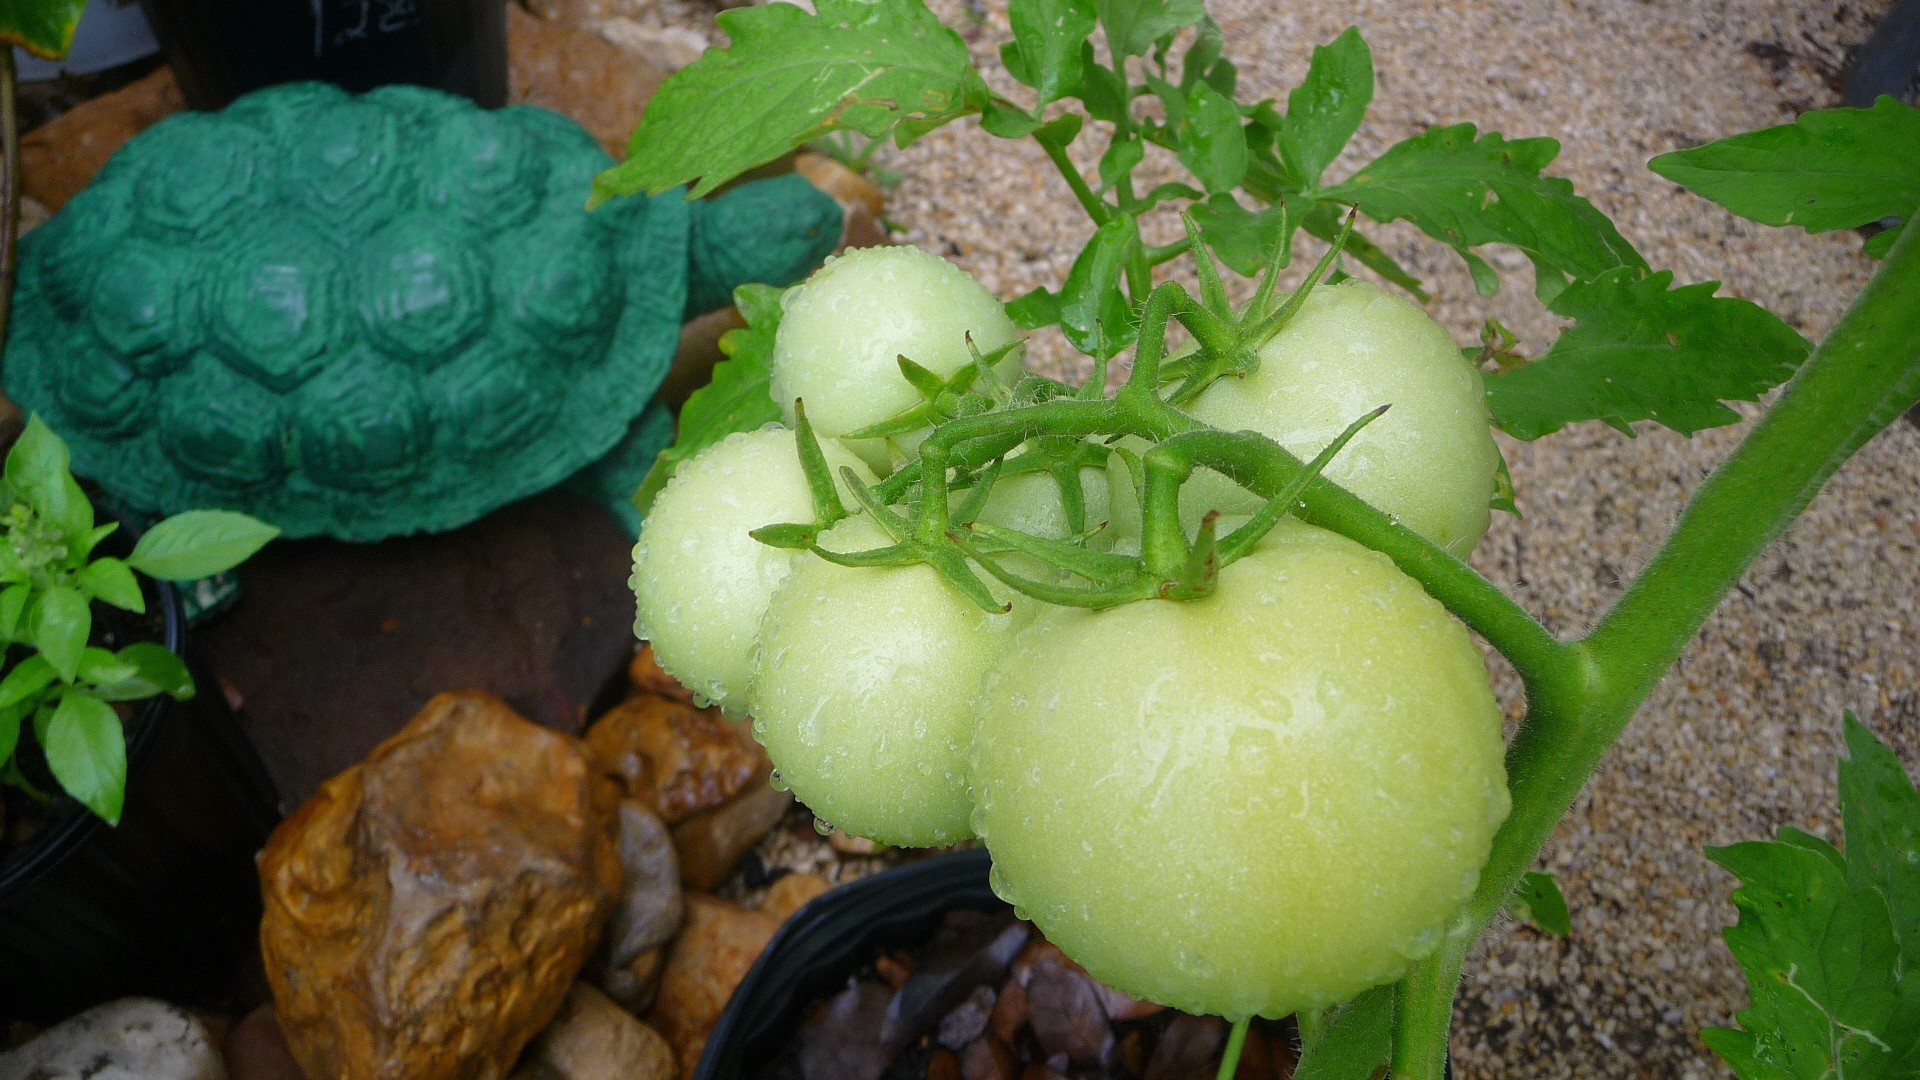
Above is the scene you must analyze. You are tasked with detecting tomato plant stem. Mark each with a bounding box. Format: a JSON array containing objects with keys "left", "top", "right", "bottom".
[
  {"left": 1387, "top": 222, "right": 1920, "bottom": 1080},
  {"left": 1215, "top": 1017, "right": 1250, "bottom": 1080}
]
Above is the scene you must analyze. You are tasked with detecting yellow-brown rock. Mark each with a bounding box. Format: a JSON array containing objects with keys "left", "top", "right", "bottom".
[
  {"left": 584, "top": 694, "right": 761, "bottom": 824},
  {"left": 522, "top": 984, "right": 675, "bottom": 1080},
  {"left": 670, "top": 766, "right": 794, "bottom": 891},
  {"left": 21, "top": 67, "right": 183, "bottom": 211},
  {"left": 259, "top": 692, "right": 621, "bottom": 1080},
  {"left": 760, "top": 872, "right": 832, "bottom": 922},
  {"left": 645, "top": 895, "right": 783, "bottom": 1080},
  {"left": 507, "top": 3, "right": 665, "bottom": 158}
]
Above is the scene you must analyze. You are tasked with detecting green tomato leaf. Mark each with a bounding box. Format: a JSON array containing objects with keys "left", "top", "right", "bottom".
[
  {"left": 1294, "top": 985, "right": 1393, "bottom": 1080},
  {"left": 980, "top": 100, "right": 1043, "bottom": 139},
  {"left": 1006, "top": 286, "right": 1063, "bottom": 330},
  {"left": 0, "top": 583, "right": 29, "bottom": 643},
  {"left": 1006, "top": 0, "right": 1095, "bottom": 106},
  {"left": 1649, "top": 97, "right": 1920, "bottom": 239},
  {"left": 1174, "top": 81, "right": 1248, "bottom": 195},
  {"left": 595, "top": 0, "right": 984, "bottom": 201},
  {"left": 1485, "top": 270, "right": 1810, "bottom": 440},
  {"left": 633, "top": 284, "right": 787, "bottom": 515},
  {"left": 1280, "top": 27, "right": 1373, "bottom": 190},
  {"left": 1702, "top": 839, "right": 1912, "bottom": 1078},
  {"left": 6, "top": 415, "right": 93, "bottom": 547},
  {"left": 1506, "top": 870, "right": 1572, "bottom": 936},
  {"left": 90, "top": 642, "right": 195, "bottom": 703},
  {"left": 75, "top": 558, "right": 145, "bottom": 614},
  {"left": 1187, "top": 193, "right": 1291, "bottom": 276},
  {"left": 1071, "top": 46, "right": 1129, "bottom": 123},
  {"left": 1864, "top": 224, "right": 1904, "bottom": 260},
  {"left": 1060, "top": 214, "right": 1139, "bottom": 358},
  {"left": 30, "top": 585, "right": 90, "bottom": 684},
  {"left": 0, "top": 0, "right": 86, "bottom": 60},
  {"left": 1320, "top": 124, "right": 1647, "bottom": 292},
  {"left": 1838, "top": 713, "right": 1920, "bottom": 962},
  {"left": 0, "top": 654, "right": 57, "bottom": 710},
  {"left": 1098, "top": 133, "right": 1145, "bottom": 192},
  {"left": 43, "top": 691, "right": 127, "bottom": 825},
  {"left": 126, "top": 510, "right": 279, "bottom": 581},
  {"left": 1093, "top": 0, "right": 1205, "bottom": 58}
]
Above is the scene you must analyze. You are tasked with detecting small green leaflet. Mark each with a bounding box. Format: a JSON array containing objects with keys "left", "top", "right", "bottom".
[
  {"left": 1703, "top": 714, "right": 1920, "bottom": 1079},
  {"left": 1293, "top": 985, "right": 1393, "bottom": 1080},
  {"left": 44, "top": 691, "right": 127, "bottom": 825},
  {"left": 1506, "top": 870, "right": 1571, "bottom": 935},
  {"left": 1174, "top": 81, "right": 1248, "bottom": 195},
  {"left": 633, "top": 284, "right": 787, "bottom": 514},
  {"left": 1188, "top": 193, "right": 1290, "bottom": 276},
  {"left": 0, "top": 0, "right": 86, "bottom": 59},
  {"left": 1279, "top": 27, "right": 1373, "bottom": 190},
  {"left": 1485, "top": 270, "right": 1809, "bottom": 440},
  {"left": 1004, "top": 0, "right": 1096, "bottom": 107},
  {"left": 1006, "top": 286, "right": 1063, "bottom": 330},
  {"left": 1060, "top": 214, "right": 1140, "bottom": 358},
  {"left": 594, "top": 0, "right": 983, "bottom": 202},
  {"left": 1650, "top": 97, "right": 1920, "bottom": 251},
  {"left": 1319, "top": 124, "right": 1647, "bottom": 291},
  {"left": 127, "top": 509, "right": 280, "bottom": 581},
  {"left": 1093, "top": 0, "right": 1206, "bottom": 58}
]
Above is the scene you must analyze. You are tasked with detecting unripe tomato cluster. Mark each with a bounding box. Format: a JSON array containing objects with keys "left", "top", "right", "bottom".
[{"left": 631, "top": 246, "right": 1511, "bottom": 1019}]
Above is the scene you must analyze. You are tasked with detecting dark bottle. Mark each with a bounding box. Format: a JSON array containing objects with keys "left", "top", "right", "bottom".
[{"left": 139, "top": 0, "right": 506, "bottom": 110}]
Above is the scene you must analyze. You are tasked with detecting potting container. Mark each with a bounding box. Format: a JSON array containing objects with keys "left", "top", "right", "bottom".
[
  {"left": 0, "top": 578, "right": 282, "bottom": 1022},
  {"left": 139, "top": 0, "right": 507, "bottom": 109}
]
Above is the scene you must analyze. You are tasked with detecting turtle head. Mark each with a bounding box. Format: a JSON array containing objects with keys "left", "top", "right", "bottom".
[{"left": 684, "top": 173, "right": 843, "bottom": 319}]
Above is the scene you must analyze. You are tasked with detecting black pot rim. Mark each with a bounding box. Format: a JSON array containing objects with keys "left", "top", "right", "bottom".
[{"left": 0, "top": 575, "right": 184, "bottom": 902}]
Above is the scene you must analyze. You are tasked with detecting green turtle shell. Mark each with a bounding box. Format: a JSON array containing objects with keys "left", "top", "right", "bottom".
[{"left": 5, "top": 82, "right": 692, "bottom": 541}]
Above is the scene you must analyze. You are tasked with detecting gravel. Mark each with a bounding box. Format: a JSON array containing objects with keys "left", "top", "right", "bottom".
[{"left": 658, "top": 0, "right": 1914, "bottom": 1074}]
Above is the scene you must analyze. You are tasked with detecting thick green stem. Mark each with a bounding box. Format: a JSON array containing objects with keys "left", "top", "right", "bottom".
[
  {"left": 1388, "top": 223, "right": 1920, "bottom": 1080},
  {"left": 1040, "top": 134, "right": 1111, "bottom": 227}
]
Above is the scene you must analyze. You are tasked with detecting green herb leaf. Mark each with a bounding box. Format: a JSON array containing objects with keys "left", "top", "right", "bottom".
[
  {"left": 76, "top": 647, "right": 138, "bottom": 688},
  {"left": 1174, "top": 81, "right": 1248, "bottom": 195},
  {"left": 1294, "top": 985, "right": 1393, "bottom": 1080},
  {"left": 75, "top": 558, "right": 145, "bottom": 614},
  {"left": 6, "top": 415, "right": 93, "bottom": 547},
  {"left": 90, "top": 642, "right": 195, "bottom": 703},
  {"left": 1006, "top": 286, "right": 1063, "bottom": 330},
  {"left": 0, "top": 702, "right": 20, "bottom": 767},
  {"left": 43, "top": 690, "right": 127, "bottom": 825},
  {"left": 1188, "top": 193, "right": 1290, "bottom": 275},
  {"left": 0, "top": 654, "right": 57, "bottom": 710},
  {"left": 1320, "top": 124, "right": 1647, "bottom": 291},
  {"left": 1864, "top": 224, "right": 1904, "bottom": 260},
  {"left": 1506, "top": 870, "right": 1571, "bottom": 935},
  {"left": 1649, "top": 97, "right": 1920, "bottom": 238},
  {"left": 634, "top": 284, "right": 787, "bottom": 515},
  {"left": 1280, "top": 27, "right": 1372, "bottom": 190},
  {"left": 1485, "top": 270, "right": 1810, "bottom": 440},
  {"left": 0, "top": 0, "right": 86, "bottom": 60},
  {"left": 0, "top": 584, "right": 29, "bottom": 643},
  {"left": 1060, "top": 214, "right": 1140, "bottom": 358},
  {"left": 1006, "top": 0, "right": 1096, "bottom": 106},
  {"left": 595, "top": 0, "right": 983, "bottom": 201},
  {"left": 30, "top": 585, "right": 90, "bottom": 683},
  {"left": 1093, "top": 0, "right": 1205, "bottom": 58},
  {"left": 126, "top": 510, "right": 278, "bottom": 581}
]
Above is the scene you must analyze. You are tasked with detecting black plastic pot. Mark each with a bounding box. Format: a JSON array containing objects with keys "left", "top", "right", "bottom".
[
  {"left": 0, "top": 578, "right": 282, "bottom": 1023},
  {"left": 696, "top": 848, "right": 1004, "bottom": 1080},
  {"left": 139, "top": 0, "right": 507, "bottom": 110},
  {"left": 696, "top": 848, "right": 1453, "bottom": 1080}
]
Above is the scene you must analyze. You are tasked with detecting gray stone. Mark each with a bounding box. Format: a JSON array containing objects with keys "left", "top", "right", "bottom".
[{"left": 0, "top": 999, "right": 226, "bottom": 1080}]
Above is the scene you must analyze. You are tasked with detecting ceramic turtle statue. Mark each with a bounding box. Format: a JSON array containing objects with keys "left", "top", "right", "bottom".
[{"left": 3, "top": 81, "right": 842, "bottom": 541}]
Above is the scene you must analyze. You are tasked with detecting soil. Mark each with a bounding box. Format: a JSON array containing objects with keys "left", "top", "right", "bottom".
[{"left": 0, "top": 572, "right": 167, "bottom": 873}]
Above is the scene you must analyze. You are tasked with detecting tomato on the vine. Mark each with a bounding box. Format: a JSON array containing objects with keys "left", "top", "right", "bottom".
[{"left": 970, "top": 519, "right": 1510, "bottom": 1019}]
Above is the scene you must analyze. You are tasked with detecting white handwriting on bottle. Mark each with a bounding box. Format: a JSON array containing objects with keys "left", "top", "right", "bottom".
[{"left": 311, "top": 0, "right": 424, "bottom": 58}]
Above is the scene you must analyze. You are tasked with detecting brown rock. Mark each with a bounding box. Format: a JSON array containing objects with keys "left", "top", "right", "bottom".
[
  {"left": 202, "top": 490, "right": 640, "bottom": 808},
  {"left": 959, "top": 1037, "right": 1016, "bottom": 1080},
  {"left": 927, "top": 1049, "right": 963, "bottom": 1080},
  {"left": 1141, "top": 1015, "right": 1226, "bottom": 1080},
  {"left": 522, "top": 984, "right": 675, "bottom": 1080},
  {"left": 628, "top": 645, "right": 699, "bottom": 705},
  {"left": 585, "top": 694, "right": 761, "bottom": 824},
  {"left": 794, "top": 153, "right": 890, "bottom": 252},
  {"left": 671, "top": 769, "right": 794, "bottom": 890},
  {"left": 646, "top": 895, "right": 782, "bottom": 1079},
  {"left": 659, "top": 307, "right": 749, "bottom": 413},
  {"left": 827, "top": 832, "right": 883, "bottom": 857},
  {"left": 507, "top": 3, "right": 666, "bottom": 158},
  {"left": 224, "top": 1005, "right": 306, "bottom": 1080},
  {"left": 259, "top": 692, "right": 620, "bottom": 1080},
  {"left": 1025, "top": 961, "right": 1112, "bottom": 1069},
  {"left": 759, "top": 872, "right": 831, "bottom": 922},
  {"left": 986, "top": 981, "right": 1026, "bottom": 1045},
  {"left": 20, "top": 66, "right": 183, "bottom": 211},
  {"left": 595, "top": 19, "right": 710, "bottom": 73}
]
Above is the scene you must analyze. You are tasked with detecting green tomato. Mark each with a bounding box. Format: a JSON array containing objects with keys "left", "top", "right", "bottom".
[
  {"left": 751, "top": 516, "right": 1025, "bottom": 847},
  {"left": 1183, "top": 279, "right": 1500, "bottom": 557},
  {"left": 971, "top": 519, "right": 1509, "bottom": 1019},
  {"left": 771, "top": 245, "right": 1020, "bottom": 471},
  {"left": 630, "top": 427, "right": 873, "bottom": 717}
]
